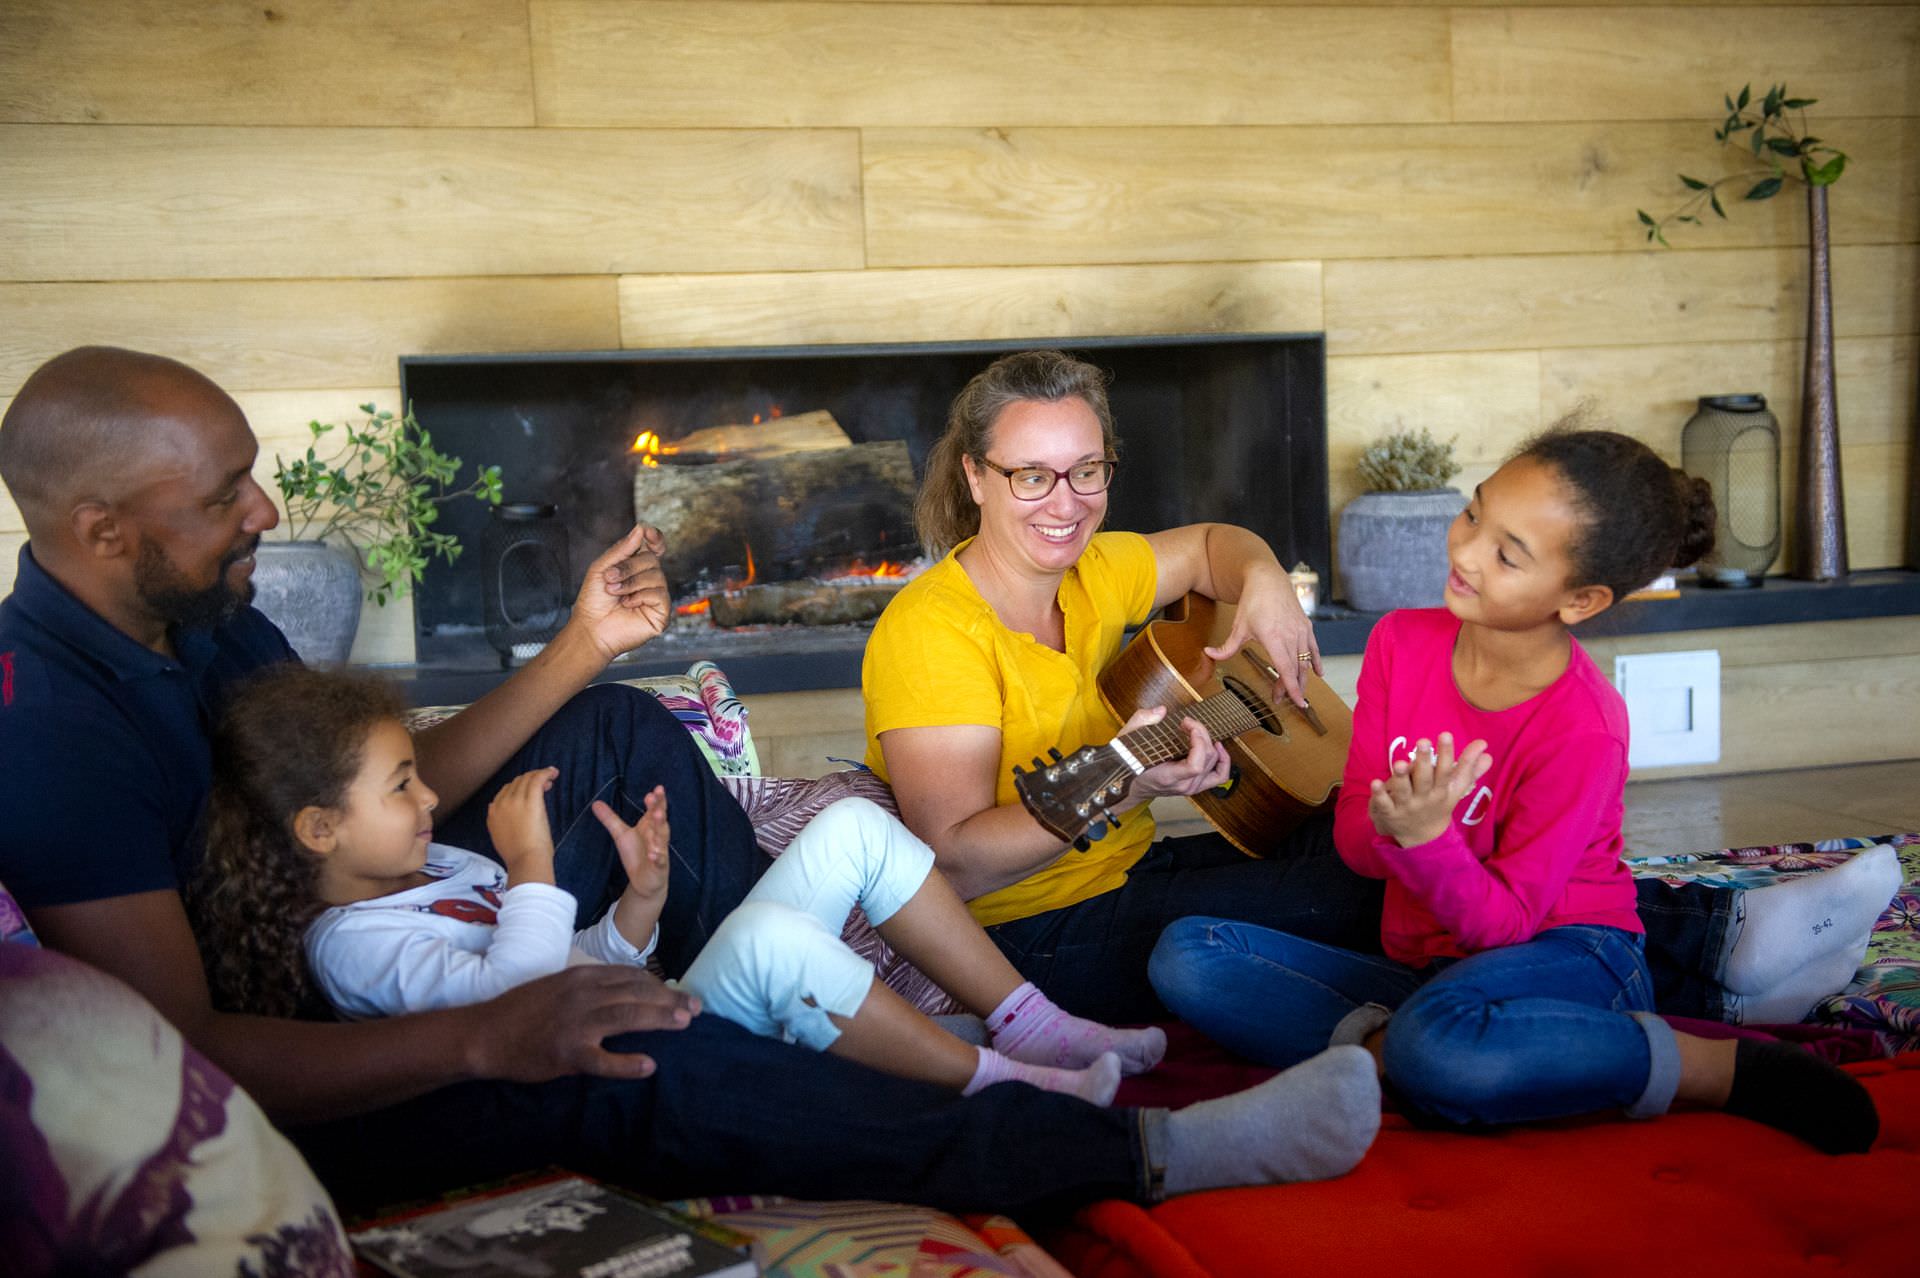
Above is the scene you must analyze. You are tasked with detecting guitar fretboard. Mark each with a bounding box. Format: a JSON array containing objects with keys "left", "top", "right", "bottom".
[{"left": 1118, "top": 691, "right": 1262, "bottom": 767}]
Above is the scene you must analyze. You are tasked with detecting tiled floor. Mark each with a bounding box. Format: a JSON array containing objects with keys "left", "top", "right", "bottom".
[{"left": 1150, "top": 758, "right": 1920, "bottom": 853}]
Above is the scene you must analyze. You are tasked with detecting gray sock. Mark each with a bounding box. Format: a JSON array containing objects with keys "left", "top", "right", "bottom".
[
  {"left": 1160, "top": 1045, "right": 1381, "bottom": 1196},
  {"left": 1733, "top": 939, "right": 1869, "bottom": 1026},
  {"left": 1721, "top": 845, "right": 1900, "bottom": 994}
]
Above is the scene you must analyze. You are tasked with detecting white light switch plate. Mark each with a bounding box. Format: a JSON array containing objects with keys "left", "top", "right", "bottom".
[{"left": 1613, "top": 650, "right": 1721, "bottom": 768}]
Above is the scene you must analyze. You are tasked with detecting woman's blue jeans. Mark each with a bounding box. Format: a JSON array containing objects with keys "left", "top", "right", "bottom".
[{"left": 1150, "top": 919, "right": 1680, "bottom": 1128}]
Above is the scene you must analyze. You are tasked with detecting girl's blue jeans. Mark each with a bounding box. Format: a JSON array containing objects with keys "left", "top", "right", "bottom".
[{"left": 1150, "top": 919, "right": 1681, "bottom": 1128}]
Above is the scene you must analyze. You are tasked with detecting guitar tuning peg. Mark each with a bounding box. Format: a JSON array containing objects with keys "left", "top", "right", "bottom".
[
  {"left": 1048, "top": 748, "right": 1063, "bottom": 762},
  {"left": 1012, "top": 763, "right": 1025, "bottom": 777},
  {"left": 1031, "top": 757, "right": 1045, "bottom": 770},
  {"left": 1072, "top": 836, "right": 1090, "bottom": 852}
]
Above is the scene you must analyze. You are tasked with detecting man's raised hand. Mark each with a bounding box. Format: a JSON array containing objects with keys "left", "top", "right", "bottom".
[{"left": 570, "top": 523, "right": 672, "bottom": 660}]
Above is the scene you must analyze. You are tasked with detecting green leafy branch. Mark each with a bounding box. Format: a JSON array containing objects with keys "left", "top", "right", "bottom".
[
  {"left": 1637, "top": 83, "right": 1848, "bottom": 247},
  {"left": 275, "top": 403, "right": 503, "bottom": 605}
]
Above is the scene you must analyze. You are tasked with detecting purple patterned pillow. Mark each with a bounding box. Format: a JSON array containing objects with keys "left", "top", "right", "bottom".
[{"left": 0, "top": 936, "right": 355, "bottom": 1276}]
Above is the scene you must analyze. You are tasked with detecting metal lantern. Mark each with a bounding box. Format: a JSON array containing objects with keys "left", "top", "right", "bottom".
[
  {"left": 480, "top": 503, "right": 572, "bottom": 667},
  {"left": 1681, "top": 394, "right": 1780, "bottom": 588}
]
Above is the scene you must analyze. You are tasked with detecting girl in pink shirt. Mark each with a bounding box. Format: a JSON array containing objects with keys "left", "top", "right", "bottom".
[{"left": 1152, "top": 429, "right": 1880, "bottom": 1152}]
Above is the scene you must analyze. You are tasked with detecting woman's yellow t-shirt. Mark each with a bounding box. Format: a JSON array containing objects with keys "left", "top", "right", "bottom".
[{"left": 862, "top": 531, "right": 1160, "bottom": 927}]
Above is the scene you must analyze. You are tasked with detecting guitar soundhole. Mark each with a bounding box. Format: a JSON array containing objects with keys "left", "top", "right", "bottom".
[{"left": 1222, "top": 675, "right": 1287, "bottom": 738}]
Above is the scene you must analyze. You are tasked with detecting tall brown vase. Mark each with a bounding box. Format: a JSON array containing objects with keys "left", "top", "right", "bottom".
[{"left": 1793, "top": 184, "right": 1848, "bottom": 579}]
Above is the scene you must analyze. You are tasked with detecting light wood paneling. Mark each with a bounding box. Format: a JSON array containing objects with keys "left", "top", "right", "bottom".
[
  {"left": 861, "top": 118, "right": 1914, "bottom": 268},
  {"left": 0, "top": 278, "right": 620, "bottom": 396},
  {"left": 0, "top": 1, "right": 535, "bottom": 126},
  {"left": 1325, "top": 244, "right": 1919, "bottom": 355},
  {"left": 618, "top": 261, "right": 1322, "bottom": 348},
  {"left": 1453, "top": 7, "right": 1920, "bottom": 123},
  {"left": 531, "top": 0, "right": 1448, "bottom": 127},
  {"left": 1543, "top": 335, "right": 1917, "bottom": 568},
  {"left": 0, "top": 126, "right": 863, "bottom": 281},
  {"left": 877, "top": 1, "right": 1878, "bottom": 6},
  {"left": 738, "top": 687, "right": 867, "bottom": 778},
  {"left": 1587, "top": 620, "right": 1920, "bottom": 776},
  {"left": 1325, "top": 351, "right": 1541, "bottom": 512},
  {"left": 1541, "top": 335, "right": 1916, "bottom": 448}
]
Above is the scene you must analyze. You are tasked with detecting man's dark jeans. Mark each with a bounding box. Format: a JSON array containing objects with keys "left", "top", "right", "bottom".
[{"left": 290, "top": 684, "right": 1145, "bottom": 1214}]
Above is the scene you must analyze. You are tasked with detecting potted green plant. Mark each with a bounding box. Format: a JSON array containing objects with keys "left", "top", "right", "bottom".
[
  {"left": 1637, "top": 83, "right": 1851, "bottom": 581},
  {"left": 253, "top": 403, "right": 503, "bottom": 665},
  {"left": 1336, "top": 427, "right": 1462, "bottom": 613}
]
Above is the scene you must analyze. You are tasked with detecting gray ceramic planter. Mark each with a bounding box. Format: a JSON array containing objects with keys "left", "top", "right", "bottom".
[
  {"left": 1336, "top": 488, "right": 1462, "bottom": 613},
  {"left": 251, "top": 540, "right": 363, "bottom": 666}
]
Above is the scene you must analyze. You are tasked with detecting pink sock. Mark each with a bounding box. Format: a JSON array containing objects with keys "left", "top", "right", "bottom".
[
  {"left": 962, "top": 1046, "right": 1122, "bottom": 1106},
  {"left": 987, "top": 982, "right": 1167, "bottom": 1076}
]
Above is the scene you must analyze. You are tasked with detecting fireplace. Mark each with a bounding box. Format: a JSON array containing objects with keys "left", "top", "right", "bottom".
[{"left": 401, "top": 334, "right": 1328, "bottom": 694}]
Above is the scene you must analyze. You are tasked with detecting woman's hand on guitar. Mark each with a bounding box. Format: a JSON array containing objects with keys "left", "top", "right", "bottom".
[
  {"left": 1125, "top": 706, "right": 1233, "bottom": 802},
  {"left": 1201, "top": 564, "right": 1320, "bottom": 708}
]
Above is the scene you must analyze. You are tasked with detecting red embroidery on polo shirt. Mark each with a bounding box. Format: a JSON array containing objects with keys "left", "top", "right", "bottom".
[{"left": 1, "top": 652, "right": 13, "bottom": 707}]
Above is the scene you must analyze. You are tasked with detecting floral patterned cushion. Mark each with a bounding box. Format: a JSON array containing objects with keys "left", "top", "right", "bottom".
[
  {"left": 1628, "top": 833, "right": 1920, "bottom": 1054},
  {"left": 0, "top": 879, "right": 355, "bottom": 1277}
]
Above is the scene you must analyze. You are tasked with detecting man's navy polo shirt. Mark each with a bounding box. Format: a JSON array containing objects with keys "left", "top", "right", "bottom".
[{"left": 0, "top": 545, "right": 297, "bottom": 908}]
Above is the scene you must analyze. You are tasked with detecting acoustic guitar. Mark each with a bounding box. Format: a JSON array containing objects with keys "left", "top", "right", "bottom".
[{"left": 1012, "top": 592, "right": 1352, "bottom": 857}]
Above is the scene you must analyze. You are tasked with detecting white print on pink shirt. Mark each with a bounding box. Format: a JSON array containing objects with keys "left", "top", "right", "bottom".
[{"left": 1386, "top": 735, "right": 1492, "bottom": 827}]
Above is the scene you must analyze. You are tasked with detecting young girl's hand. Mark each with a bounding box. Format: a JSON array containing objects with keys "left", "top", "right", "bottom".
[
  {"left": 1368, "top": 732, "right": 1493, "bottom": 849},
  {"left": 594, "top": 787, "right": 671, "bottom": 954},
  {"left": 487, "top": 768, "right": 560, "bottom": 886},
  {"left": 593, "top": 785, "right": 671, "bottom": 904}
]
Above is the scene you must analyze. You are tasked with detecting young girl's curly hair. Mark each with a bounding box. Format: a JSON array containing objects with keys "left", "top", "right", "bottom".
[
  {"left": 1517, "top": 422, "right": 1717, "bottom": 602},
  {"left": 188, "top": 665, "right": 410, "bottom": 1018}
]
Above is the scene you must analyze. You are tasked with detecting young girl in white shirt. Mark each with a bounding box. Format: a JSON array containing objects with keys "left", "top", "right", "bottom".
[{"left": 190, "top": 665, "right": 1173, "bottom": 1105}]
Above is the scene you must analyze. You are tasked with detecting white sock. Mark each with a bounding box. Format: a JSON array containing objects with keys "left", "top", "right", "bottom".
[
  {"left": 1721, "top": 845, "right": 1900, "bottom": 994},
  {"left": 1732, "top": 934, "right": 1872, "bottom": 1026},
  {"left": 962, "top": 1046, "right": 1123, "bottom": 1106},
  {"left": 1162, "top": 1046, "right": 1381, "bottom": 1194}
]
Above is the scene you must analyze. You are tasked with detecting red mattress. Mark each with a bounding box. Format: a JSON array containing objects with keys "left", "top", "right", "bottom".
[{"left": 1051, "top": 1050, "right": 1920, "bottom": 1277}]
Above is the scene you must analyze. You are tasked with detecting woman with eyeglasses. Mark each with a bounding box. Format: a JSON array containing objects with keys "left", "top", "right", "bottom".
[
  {"left": 861, "top": 349, "right": 1361, "bottom": 1023},
  {"left": 862, "top": 350, "right": 1836, "bottom": 1034}
]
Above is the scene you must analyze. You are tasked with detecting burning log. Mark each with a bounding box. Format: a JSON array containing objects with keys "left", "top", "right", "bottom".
[
  {"left": 707, "top": 580, "right": 906, "bottom": 628},
  {"left": 634, "top": 438, "right": 919, "bottom": 595},
  {"left": 666, "top": 410, "right": 851, "bottom": 460}
]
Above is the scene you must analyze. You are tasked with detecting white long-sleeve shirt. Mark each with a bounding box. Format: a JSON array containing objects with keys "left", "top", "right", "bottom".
[{"left": 303, "top": 844, "right": 659, "bottom": 1020}]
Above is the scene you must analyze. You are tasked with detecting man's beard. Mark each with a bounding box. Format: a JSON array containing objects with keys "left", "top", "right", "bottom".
[{"left": 134, "top": 536, "right": 258, "bottom": 630}]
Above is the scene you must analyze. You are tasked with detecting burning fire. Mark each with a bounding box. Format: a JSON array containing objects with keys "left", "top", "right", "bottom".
[
  {"left": 839, "top": 557, "right": 908, "bottom": 579},
  {"left": 674, "top": 540, "right": 759, "bottom": 617},
  {"left": 630, "top": 429, "right": 670, "bottom": 468}
]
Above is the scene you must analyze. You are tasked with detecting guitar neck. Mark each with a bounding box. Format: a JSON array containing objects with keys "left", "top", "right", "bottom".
[{"left": 1112, "top": 691, "right": 1261, "bottom": 771}]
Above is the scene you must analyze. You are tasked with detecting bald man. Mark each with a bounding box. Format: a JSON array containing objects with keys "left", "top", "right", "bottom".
[{"left": 0, "top": 348, "right": 1189, "bottom": 1215}]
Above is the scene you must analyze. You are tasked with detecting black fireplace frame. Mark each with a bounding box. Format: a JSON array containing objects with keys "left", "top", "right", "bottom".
[{"left": 399, "top": 332, "right": 1329, "bottom": 693}]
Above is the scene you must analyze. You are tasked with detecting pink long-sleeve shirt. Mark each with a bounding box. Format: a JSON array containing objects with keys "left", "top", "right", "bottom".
[{"left": 1334, "top": 608, "right": 1642, "bottom": 967}]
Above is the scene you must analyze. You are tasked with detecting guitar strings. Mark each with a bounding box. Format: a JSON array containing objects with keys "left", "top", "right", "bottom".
[{"left": 1120, "top": 692, "right": 1262, "bottom": 766}]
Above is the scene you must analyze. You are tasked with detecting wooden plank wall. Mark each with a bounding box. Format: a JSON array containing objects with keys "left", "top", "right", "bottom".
[{"left": 2, "top": 1, "right": 1916, "bottom": 684}]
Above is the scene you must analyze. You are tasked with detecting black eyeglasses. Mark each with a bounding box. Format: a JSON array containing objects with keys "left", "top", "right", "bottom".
[{"left": 977, "top": 457, "right": 1117, "bottom": 501}]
